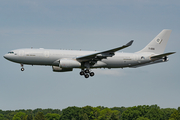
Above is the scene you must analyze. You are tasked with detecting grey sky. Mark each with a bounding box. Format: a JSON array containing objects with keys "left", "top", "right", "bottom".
[{"left": 0, "top": 0, "right": 179, "bottom": 110}]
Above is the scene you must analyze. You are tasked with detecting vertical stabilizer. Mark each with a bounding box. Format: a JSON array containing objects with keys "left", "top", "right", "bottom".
[{"left": 137, "top": 29, "right": 172, "bottom": 54}]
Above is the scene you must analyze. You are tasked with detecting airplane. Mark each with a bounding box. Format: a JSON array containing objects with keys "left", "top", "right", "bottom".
[{"left": 4, "top": 29, "right": 175, "bottom": 78}]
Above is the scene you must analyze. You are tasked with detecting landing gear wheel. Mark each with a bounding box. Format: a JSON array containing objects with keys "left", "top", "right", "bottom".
[
  {"left": 84, "top": 74, "right": 89, "bottom": 78},
  {"left": 20, "top": 64, "right": 24, "bottom": 71},
  {"left": 80, "top": 71, "right": 85, "bottom": 76},
  {"left": 85, "top": 69, "right": 89, "bottom": 73},
  {"left": 21, "top": 68, "right": 24, "bottom": 71},
  {"left": 90, "top": 72, "right": 94, "bottom": 77}
]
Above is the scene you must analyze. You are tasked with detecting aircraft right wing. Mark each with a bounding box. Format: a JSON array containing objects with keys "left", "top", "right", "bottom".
[{"left": 76, "top": 40, "right": 134, "bottom": 63}]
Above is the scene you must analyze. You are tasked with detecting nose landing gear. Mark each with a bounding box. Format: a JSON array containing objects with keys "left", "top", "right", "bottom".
[
  {"left": 80, "top": 69, "right": 95, "bottom": 78},
  {"left": 21, "top": 68, "right": 24, "bottom": 71},
  {"left": 21, "top": 64, "right": 25, "bottom": 71}
]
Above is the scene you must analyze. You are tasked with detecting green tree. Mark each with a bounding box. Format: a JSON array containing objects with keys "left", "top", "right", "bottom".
[
  {"left": 161, "top": 108, "right": 176, "bottom": 120},
  {"left": 60, "top": 106, "right": 81, "bottom": 120},
  {"left": 96, "top": 106, "right": 107, "bottom": 111},
  {"left": 79, "top": 106, "right": 94, "bottom": 120},
  {"left": 33, "top": 108, "right": 43, "bottom": 116},
  {"left": 34, "top": 112, "right": 45, "bottom": 120},
  {"left": 27, "top": 114, "right": 33, "bottom": 120},
  {"left": 45, "top": 113, "right": 60, "bottom": 120},
  {"left": 169, "top": 118, "right": 175, "bottom": 120},
  {"left": 136, "top": 117, "right": 150, "bottom": 120},
  {"left": 121, "top": 105, "right": 163, "bottom": 120},
  {"left": 81, "top": 113, "right": 89, "bottom": 120},
  {"left": 121, "top": 106, "right": 142, "bottom": 120},
  {"left": 111, "top": 107, "right": 126, "bottom": 114},
  {"left": 93, "top": 107, "right": 101, "bottom": 119},
  {"left": 12, "top": 112, "right": 27, "bottom": 120},
  {"left": 3, "top": 110, "right": 16, "bottom": 120},
  {"left": 144, "top": 105, "right": 164, "bottom": 120},
  {"left": 178, "top": 107, "right": 180, "bottom": 112},
  {"left": 169, "top": 110, "right": 180, "bottom": 120},
  {"left": 0, "top": 114, "right": 5, "bottom": 120},
  {"left": 98, "top": 108, "right": 113, "bottom": 120},
  {"left": 111, "top": 107, "right": 126, "bottom": 119},
  {"left": 110, "top": 110, "right": 120, "bottom": 120}
]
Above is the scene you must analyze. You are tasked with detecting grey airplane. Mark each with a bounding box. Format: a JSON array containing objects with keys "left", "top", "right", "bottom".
[{"left": 4, "top": 29, "right": 175, "bottom": 78}]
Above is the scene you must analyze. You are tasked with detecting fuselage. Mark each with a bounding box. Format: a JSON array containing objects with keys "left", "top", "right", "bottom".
[
  {"left": 3, "top": 29, "right": 174, "bottom": 78},
  {"left": 4, "top": 48, "right": 154, "bottom": 68}
]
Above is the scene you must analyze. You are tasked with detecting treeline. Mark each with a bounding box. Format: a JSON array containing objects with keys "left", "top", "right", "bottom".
[{"left": 0, "top": 105, "right": 180, "bottom": 120}]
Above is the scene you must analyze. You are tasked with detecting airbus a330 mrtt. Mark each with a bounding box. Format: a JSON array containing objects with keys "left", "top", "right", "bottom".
[{"left": 4, "top": 29, "right": 175, "bottom": 78}]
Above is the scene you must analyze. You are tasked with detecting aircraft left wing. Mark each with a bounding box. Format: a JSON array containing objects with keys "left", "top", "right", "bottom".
[{"left": 76, "top": 40, "right": 133, "bottom": 62}]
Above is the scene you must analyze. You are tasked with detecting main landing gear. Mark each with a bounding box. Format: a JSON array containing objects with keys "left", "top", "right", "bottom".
[
  {"left": 21, "top": 64, "right": 25, "bottom": 71},
  {"left": 80, "top": 69, "right": 95, "bottom": 78}
]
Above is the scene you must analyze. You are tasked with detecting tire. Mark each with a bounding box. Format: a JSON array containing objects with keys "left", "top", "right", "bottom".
[
  {"left": 85, "top": 69, "right": 89, "bottom": 73},
  {"left": 84, "top": 74, "right": 89, "bottom": 78},
  {"left": 80, "top": 71, "right": 84, "bottom": 75},
  {"left": 90, "top": 72, "right": 94, "bottom": 77}
]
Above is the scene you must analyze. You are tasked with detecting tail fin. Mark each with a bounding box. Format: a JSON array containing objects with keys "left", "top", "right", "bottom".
[{"left": 137, "top": 29, "right": 172, "bottom": 54}]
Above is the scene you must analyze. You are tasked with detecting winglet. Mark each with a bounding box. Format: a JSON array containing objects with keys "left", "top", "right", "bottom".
[{"left": 126, "top": 40, "right": 134, "bottom": 46}]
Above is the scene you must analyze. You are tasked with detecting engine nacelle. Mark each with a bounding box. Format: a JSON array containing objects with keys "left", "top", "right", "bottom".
[
  {"left": 59, "top": 58, "right": 81, "bottom": 68},
  {"left": 52, "top": 66, "right": 73, "bottom": 72}
]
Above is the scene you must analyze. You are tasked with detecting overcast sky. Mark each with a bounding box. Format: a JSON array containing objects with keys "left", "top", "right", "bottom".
[{"left": 0, "top": 0, "right": 180, "bottom": 110}]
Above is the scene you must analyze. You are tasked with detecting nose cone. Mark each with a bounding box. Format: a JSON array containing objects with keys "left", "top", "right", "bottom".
[
  {"left": 3, "top": 54, "right": 12, "bottom": 61},
  {"left": 3, "top": 54, "right": 8, "bottom": 59}
]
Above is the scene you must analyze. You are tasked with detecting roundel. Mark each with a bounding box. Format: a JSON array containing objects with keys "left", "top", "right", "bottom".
[{"left": 156, "top": 38, "right": 162, "bottom": 44}]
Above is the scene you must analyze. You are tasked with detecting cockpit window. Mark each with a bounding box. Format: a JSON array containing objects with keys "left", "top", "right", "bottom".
[{"left": 8, "top": 52, "right": 14, "bottom": 54}]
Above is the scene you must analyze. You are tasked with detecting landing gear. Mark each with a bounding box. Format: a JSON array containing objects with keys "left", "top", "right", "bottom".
[
  {"left": 90, "top": 72, "right": 94, "bottom": 77},
  {"left": 79, "top": 69, "right": 95, "bottom": 78},
  {"left": 21, "top": 68, "right": 24, "bottom": 71},
  {"left": 85, "top": 69, "right": 89, "bottom": 73},
  {"left": 80, "top": 62, "right": 95, "bottom": 78},
  {"left": 80, "top": 71, "right": 85, "bottom": 75},
  {"left": 20, "top": 64, "right": 24, "bottom": 71},
  {"left": 84, "top": 74, "right": 89, "bottom": 78}
]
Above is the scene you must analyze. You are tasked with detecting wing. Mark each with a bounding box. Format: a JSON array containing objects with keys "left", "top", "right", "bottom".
[
  {"left": 151, "top": 52, "right": 176, "bottom": 60},
  {"left": 76, "top": 40, "right": 133, "bottom": 63}
]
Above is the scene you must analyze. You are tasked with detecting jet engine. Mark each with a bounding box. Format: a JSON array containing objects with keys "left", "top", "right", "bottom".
[
  {"left": 59, "top": 58, "right": 81, "bottom": 68},
  {"left": 52, "top": 66, "right": 73, "bottom": 72}
]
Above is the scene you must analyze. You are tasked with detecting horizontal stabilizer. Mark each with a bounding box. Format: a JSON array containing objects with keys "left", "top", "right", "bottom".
[
  {"left": 151, "top": 52, "right": 176, "bottom": 59},
  {"left": 131, "top": 59, "right": 166, "bottom": 68}
]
